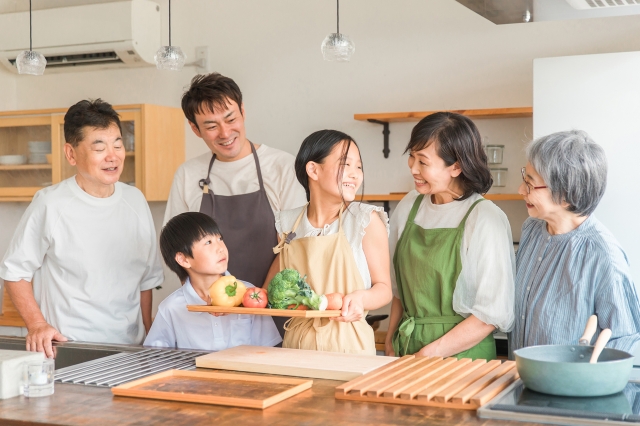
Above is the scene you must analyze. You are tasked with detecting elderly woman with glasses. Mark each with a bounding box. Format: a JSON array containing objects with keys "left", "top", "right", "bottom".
[{"left": 510, "top": 130, "right": 640, "bottom": 356}]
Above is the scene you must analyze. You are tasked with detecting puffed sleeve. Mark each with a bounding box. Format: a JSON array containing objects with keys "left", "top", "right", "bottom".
[
  {"left": 452, "top": 201, "right": 515, "bottom": 332},
  {"left": 595, "top": 251, "right": 640, "bottom": 353}
]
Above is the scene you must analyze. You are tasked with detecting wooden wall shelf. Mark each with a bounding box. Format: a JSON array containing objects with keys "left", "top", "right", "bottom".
[
  {"left": 0, "top": 164, "right": 51, "bottom": 171},
  {"left": 355, "top": 107, "right": 532, "bottom": 158},
  {"left": 355, "top": 107, "right": 533, "bottom": 123}
]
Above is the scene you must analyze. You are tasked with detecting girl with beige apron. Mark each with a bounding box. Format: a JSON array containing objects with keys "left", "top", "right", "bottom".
[{"left": 273, "top": 205, "right": 376, "bottom": 355}]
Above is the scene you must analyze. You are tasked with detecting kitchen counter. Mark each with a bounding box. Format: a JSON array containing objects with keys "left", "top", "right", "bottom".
[
  {"left": 0, "top": 336, "right": 542, "bottom": 425},
  {"left": 0, "top": 370, "right": 542, "bottom": 426}
]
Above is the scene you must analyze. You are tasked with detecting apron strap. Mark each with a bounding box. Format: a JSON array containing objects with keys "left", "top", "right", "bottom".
[
  {"left": 248, "top": 142, "right": 265, "bottom": 192},
  {"left": 273, "top": 203, "right": 347, "bottom": 254},
  {"left": 457, "top": 198, "right": 485, "bottom": 229},
  {"left": 398, "top": 313, "right": 465, "bottom": 355},
  {"left": 407, "top": 194, "right": 424, "bottom": 224},
  {"left": 198, "top": 154, "right": 217, "bottom": 194}
]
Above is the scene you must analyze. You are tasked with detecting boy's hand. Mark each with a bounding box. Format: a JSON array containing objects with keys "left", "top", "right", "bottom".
[{"left": 205, "top": 295, "right": 227, "bottom": 316}]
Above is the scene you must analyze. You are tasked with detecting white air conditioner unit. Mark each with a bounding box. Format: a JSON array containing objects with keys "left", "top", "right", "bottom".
[
  {"left": 0, "top": 0, "right": 161, "bottom": 73},
  {"left": 566, "top": 0, "right": 640, "bottom": 9}
]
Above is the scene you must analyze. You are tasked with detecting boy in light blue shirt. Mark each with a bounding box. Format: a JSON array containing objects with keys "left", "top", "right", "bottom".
[{"left": 144, "top": 212, "right": 281, "bottom": 350}]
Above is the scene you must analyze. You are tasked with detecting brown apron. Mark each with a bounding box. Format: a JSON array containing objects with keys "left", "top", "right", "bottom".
[
  {"left": 273, "top": 205, "right": 376, "bottom": 354},
  {"left": 198, "top": 143, "right": 278, "bottom": 288}
]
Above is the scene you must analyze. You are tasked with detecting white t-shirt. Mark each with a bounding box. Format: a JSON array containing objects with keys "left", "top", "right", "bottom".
[
  {"left": 275, "top": 202, "right": 390, "bottom": 290},
  {"left": 163, "top": 145, "right": 307, "bottom": 224},
  {"left": 0, "top": 177, "right": 164, "bottom": 344},
  {"left": 389, "top": 191, "right": 515, "bottom": 333},
  {"left": 144, "top": 277, "right": 281, "bottom": 350}
]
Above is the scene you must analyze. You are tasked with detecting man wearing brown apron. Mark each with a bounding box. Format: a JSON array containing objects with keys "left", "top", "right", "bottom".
[{"left": 164, "top": 73, "right": 307, "bottom": 336}]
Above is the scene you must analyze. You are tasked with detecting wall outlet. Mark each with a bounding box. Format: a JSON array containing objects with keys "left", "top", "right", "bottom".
[{"left": 195, "top": 46, "right": 209, "bottom": 73}]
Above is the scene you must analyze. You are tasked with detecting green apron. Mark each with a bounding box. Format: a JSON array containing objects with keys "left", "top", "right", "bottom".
[{"left": 392, "top": 194, "right": 496, "bottom": 360}]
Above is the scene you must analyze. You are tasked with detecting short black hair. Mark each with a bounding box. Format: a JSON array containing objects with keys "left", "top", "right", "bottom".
[
  {"left": 63, "top": 99, "right": 122, "bottom": 147},
  {"left": 159, "top": 212, "right": 223, "bottom": 283},
  {"left": 181, "top": 73, "right": 243, "bottom": 129},
  {"left": 294, "top": 129, "right": 363, "bottom": 202},
  {"left": 404, "top": 112, "right": 492, "bottom": 200}
]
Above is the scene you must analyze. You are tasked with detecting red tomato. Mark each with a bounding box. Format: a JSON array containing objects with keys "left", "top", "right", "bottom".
[{"left": 242, "top": 287, "right": 268, "bottom": 308}]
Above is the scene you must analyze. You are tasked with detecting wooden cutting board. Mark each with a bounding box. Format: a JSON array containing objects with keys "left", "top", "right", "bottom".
[
  {"left": 196, "top": 345, "right": 396, "bottom": 381},
  {"left": 112, "top": 369, "right": 312, "bottom": 409},
  {"left": 335, "top": 355, "right": 520, "bottom": 410}
]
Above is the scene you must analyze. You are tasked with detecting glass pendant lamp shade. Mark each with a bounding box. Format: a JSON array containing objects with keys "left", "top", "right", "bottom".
[
  {"left": 16, "top": 50, "right": 46, "bottom": 75},
  {"left": 321, "top": 33, "right": 355, "bottom": 62},
  {"left": 322, "top": 0, "right": 354, "bottom": 62},
  {"left": 155, "top": 0, "right": 185, "bottom": 71},
  {"left": 18, "top": 0, "right": 46, "bottom": 75},
  {"left": 154, "top": 46, "right": 186, "bottom": 70}
]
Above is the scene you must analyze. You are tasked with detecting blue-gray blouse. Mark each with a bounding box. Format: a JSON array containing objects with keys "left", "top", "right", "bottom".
[{"left": 509, "top": 216, "right": 640, "bottom": 356}]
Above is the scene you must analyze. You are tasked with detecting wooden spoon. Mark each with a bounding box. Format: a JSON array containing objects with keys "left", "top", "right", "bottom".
[
  {"left": 590, "top": 329, "right": 612, "bottom": 364},
  {"left": 579, "top": 315, "right": 598, "bottom": 346}
]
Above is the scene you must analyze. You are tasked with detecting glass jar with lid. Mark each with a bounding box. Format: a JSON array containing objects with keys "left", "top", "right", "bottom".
[
  {"left": 490, "top": 168, "right": 508, "bottom": 187},
  {"left": 485, "top": 145, "right": 504, "bottom": 164}
]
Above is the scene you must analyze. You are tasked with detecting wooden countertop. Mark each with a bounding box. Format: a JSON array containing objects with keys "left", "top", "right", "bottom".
[{"left": 0, "top": 370, "right": 540, "bottom": 426}]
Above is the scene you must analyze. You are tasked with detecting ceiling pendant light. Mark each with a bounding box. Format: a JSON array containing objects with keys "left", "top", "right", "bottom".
[
  {"left": 321, "top": 0, "right": 355, "bottom": 62},
  {"left": 16, "top": 0, "right": 46, "bottom": 75},
  {"left": 154, "top": 0, "right": 186, "bottom": 71}
]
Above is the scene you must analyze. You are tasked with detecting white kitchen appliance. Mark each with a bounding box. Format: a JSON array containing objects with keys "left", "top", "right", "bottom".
[{"left": 0, "top": 0, "right": 160, "bottom": 73}]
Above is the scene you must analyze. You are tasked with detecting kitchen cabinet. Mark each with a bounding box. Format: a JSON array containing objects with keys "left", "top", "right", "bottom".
[{"left": 0, "top": 104, "right": 185, "bottom": 202}]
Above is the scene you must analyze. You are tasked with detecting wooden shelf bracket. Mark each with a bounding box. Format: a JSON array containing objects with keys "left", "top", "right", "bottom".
[{"left": 367, "top": 119, "right": 390, "bottom": 158}]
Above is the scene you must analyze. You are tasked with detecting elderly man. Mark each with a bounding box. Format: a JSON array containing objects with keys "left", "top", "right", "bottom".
[
  {"left": 510, "top": 130, "right": 640, "bottom": 355},
  {"left": 0, "top": 99, "right": 163, "bottom": 357}
]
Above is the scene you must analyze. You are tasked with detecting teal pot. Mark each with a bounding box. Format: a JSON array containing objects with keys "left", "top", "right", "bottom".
[{"left": 514, "top": 345, "right": 634, "bottom": 397}]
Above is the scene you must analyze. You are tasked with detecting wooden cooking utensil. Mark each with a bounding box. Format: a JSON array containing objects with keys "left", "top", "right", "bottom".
[
  {"left": 579, "top": 315, "right": 598, "bottom": 346},
  {"left": 589, "top": 328, "right": 612, "bottom": 364}
]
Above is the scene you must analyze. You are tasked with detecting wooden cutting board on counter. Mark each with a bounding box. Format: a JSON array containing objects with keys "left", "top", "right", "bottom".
[
  {"left": 112, "top": 369, "right": 312, "bottom": 409},
  {"left": 195, "top": 345, "right": 396, "bottom": 381},
  {"left": 335, "top": 355, "right": 519, "bottom": 410}
]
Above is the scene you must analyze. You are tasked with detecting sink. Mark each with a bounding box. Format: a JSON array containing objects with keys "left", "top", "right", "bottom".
[{"left": 0, "top": 337, "right": 125, "bottom": 370}]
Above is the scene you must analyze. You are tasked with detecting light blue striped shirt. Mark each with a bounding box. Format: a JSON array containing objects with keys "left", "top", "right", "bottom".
[{"left": 509, "top": 216, "right": 640, "bottom": 356}]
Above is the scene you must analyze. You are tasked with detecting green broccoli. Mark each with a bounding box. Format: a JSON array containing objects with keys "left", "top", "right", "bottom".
[{"left": 268, "top": 269, "right": 328, "bottom": 310}]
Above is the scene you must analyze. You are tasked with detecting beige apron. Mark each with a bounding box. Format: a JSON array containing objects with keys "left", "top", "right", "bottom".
[{"left": 273, "top": 205, "right": 376, "bottom": 355}]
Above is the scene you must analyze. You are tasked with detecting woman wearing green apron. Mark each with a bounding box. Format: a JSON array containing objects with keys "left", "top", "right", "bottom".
[{"left": 385, "top": 112, "right": 515, "bottom": 360}]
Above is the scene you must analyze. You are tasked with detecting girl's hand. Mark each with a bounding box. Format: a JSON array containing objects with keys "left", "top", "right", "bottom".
[
  {"left": 331, "top": 290, "right": 366, "bottom": 322},
  {"left": 385, "top": 340, "right": 395, "bottom": 357}
]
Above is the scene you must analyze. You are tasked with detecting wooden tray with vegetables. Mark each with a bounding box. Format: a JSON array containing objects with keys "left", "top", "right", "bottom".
[{"left": 187, "top": 269, "right": 345, "bottom": 318}]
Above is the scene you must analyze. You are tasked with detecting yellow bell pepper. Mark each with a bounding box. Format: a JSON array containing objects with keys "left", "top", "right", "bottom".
[{"left": 208, "top": 275, "right": 247, "bottom": 307}]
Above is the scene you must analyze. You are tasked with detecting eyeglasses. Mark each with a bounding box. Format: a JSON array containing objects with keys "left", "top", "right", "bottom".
[{"left": 521, "top": 167, "right": 548, "bottom": 194}]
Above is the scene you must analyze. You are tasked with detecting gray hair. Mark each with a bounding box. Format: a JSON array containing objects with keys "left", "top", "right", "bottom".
[{"left": 526, "top": 130, "right": 607, "bottom": 216}]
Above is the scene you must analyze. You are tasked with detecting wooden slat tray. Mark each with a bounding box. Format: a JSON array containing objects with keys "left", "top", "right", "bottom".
[
  {"left": 196, "top": 345, "right": 396, "bottom": 381},
  {"left": 335, "top": 355, "right": 519, "bottom": 410},
  {"left": 187, "top": 305, "right": 341, "bottom": 317},
  {"left": 111, "top": 369, "right": 312, "bottom": 409}
]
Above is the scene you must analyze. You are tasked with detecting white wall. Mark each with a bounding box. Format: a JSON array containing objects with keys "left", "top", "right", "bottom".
[
  {"left": 1, "top": 0, "right": 640, "bottom": 319},
  {"left": 533, "top": 51, "right": 640, "bottom": 283}
]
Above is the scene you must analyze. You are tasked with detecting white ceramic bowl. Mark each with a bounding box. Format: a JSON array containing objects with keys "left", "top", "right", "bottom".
[
  {"left": 28, "top": 141, "right": 52, "bottom": 153},
  {"left": 0, "top": 155, "right": 27, "bottom": 165},
  {"left": 29, "top": 153, "right": 48, "bottom": 164}
]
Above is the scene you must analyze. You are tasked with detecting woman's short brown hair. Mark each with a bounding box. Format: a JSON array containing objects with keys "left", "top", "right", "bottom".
[
  {"left": 181, "top": 73, "right": 243, "bottom": 128},
  {"left": 404, "top": 112, "right": 492, "bottom": 200}
]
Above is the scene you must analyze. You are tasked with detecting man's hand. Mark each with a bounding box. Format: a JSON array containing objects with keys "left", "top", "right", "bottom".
[{"left": 26, "top": 321, "right": 68, "bottom": 359}]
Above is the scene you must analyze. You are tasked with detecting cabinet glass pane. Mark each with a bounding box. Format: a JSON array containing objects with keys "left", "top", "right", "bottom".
[
  {"left": 59, "top": 121, "right": 136, "bottom": 187},
  {"left": 0, "top": 125, "right": 52, "bottom": 188}
]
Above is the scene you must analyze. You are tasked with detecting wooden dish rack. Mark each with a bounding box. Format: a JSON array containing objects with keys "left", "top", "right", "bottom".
[{"left": 335, "top": 355, "right": 519, "bottom": 410}]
